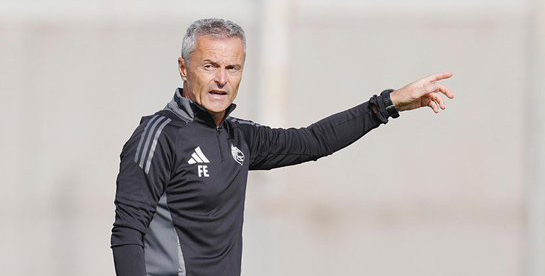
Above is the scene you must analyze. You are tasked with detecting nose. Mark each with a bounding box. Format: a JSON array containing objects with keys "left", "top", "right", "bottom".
[{"left": 214, "top": 68, "right": 227, "bottom": 87}]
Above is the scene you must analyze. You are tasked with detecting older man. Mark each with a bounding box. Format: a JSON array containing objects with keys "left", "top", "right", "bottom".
[{"left": 111, "top": 18, "right": 454, "bottom": 276}]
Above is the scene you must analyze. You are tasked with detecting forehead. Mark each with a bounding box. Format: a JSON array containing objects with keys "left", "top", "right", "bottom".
[{"left": 192, "top": 35, "right": 245, "bottom": 63}]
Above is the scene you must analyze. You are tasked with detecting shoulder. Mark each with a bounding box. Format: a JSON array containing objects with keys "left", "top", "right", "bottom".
[
  {"left": 126, "top": 111, "right": 186, "bottom": 172},
  {"left": 137, "top": 110, "right": 188, "bottom": 138},
  {"left": 226, "top": 117, "right": 272, "bottom": 147},
  {"left": 124, "top": 111, "right": 187, "bottom": 152},
  {"left": 227, "top": 116, "right": 263, "bottom": 128}
]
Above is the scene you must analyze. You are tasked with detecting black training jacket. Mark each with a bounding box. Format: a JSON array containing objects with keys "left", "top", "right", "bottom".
[{"left": 111, "top": 88, "right": 392, "bottom": 276}]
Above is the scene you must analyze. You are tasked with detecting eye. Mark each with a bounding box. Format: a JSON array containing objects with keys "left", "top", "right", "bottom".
[
  {"left": 203, "top": 64, "right": 213, "bottom": 70},
  {"left": 226, "top": 65, "right": 241, "bottom": 72}
]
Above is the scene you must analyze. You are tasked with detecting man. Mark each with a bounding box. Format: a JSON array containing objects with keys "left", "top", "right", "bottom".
[{"left": 111, "top": 18, "right": 455, "bottom": 276}]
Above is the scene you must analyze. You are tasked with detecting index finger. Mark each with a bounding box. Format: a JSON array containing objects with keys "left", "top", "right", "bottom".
[{"left": 422, "top": 72, "right": 453, "bottom": 84}]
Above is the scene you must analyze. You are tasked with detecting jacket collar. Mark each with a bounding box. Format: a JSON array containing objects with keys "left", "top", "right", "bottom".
[{"left": 164, "top": 88, "right": 236, "bottom": 128}]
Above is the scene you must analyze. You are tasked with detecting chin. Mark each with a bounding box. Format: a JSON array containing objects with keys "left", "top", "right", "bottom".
[{"left": 203, "top": 103, "right": 229, "bottom": 114}]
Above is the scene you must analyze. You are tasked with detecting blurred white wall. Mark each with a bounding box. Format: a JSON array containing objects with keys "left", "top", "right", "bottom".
[{"left": 0, "top": 0, "right": 543, "bottom": 276}]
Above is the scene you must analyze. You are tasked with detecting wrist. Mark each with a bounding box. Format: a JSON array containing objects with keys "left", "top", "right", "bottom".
[
  {"left": 381, "top": 89, "right": 400, "bottom": 119},
  {"left": 389, "top": 89, "right": 400, "bottom": 109}
]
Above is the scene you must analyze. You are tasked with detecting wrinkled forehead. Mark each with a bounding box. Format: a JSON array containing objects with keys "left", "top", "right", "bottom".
[
  {"left": 194, "top": 30, "right": 246, "bottom": 50},
  {"left": 193, "top": 35, "right": 246, "bottom": 63},
  {"left": 195, "top": 34, "right": 245, "bottom": 50}
]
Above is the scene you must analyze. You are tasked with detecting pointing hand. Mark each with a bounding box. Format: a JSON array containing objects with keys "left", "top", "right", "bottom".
[{"left": 390, "top": 72, "right": 455, "bottom": 114}]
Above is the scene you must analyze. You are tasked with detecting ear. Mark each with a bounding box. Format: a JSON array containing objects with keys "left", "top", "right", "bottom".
[{"left": 178, "top": 57, "right": 188, "bottom": 81}]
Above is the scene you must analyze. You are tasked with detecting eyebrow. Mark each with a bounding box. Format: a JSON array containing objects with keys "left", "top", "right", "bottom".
[
  {"left": 203, "top": 59, "right": 241, "bottom": 68},
  {"left": 202, "top": 59, "right": 219, "bottom": 65}
]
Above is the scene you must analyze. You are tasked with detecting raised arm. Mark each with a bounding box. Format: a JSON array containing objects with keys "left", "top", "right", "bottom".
[
  {"left": 236, "top": 72, "right": 455, "bottom": 171},
  {"left": 235, "top": 93, "right": 389, "bottom": 170}
]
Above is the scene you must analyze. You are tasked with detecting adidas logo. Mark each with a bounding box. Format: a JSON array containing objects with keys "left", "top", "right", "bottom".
[
  {"left": 188, "top": 147, "right": 210, "bottom": 177},
  {"left": 187, "top": 147, "right": 210, "bottom": 164}
]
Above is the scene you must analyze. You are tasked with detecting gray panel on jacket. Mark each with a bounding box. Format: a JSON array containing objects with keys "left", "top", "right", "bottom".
[{"left": 144, "top": 194, "right": 186, "bottom": 276}]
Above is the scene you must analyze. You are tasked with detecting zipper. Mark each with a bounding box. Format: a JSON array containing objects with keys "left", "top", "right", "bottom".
[{"left": 216, "top": 127, "right": 224, "bottom": 161}]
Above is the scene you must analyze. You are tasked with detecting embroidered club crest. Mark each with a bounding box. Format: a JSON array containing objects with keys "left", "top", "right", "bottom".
[{"left": 231, "top": 144, "right": 244, "bottom": 166}]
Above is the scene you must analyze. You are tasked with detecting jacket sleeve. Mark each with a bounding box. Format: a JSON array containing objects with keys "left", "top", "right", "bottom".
[
  {"left": 239, "top": 92, "right": 392, "bottom": 170},
  {"left": 111, "top": 115, "right": 174, "bottom": 276}
]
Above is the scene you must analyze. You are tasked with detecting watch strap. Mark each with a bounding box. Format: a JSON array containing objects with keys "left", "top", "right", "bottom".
[{"left": 382, "top": 89, "right": 400, "bottom": 119}]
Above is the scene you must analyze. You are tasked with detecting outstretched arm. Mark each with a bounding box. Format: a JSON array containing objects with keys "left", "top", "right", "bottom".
[
  {"left": 236, "top": 72, "right": 455, "bottom": 170},
  {"left": 236, "top": 93, "right": 391, "bottom": 170}
]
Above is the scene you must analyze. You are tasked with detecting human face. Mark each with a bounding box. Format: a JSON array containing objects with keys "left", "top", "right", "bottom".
[{"left": 178, "top": 35, "right": 245, "bottom": 124}]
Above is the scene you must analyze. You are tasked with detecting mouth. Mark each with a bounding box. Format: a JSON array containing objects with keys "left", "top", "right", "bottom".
[
  {"left": 209, "top": 90, "right": 228, "bottom": 96},
  {"left": 208, "top": 90, "right": 229, "bottom": 101}
]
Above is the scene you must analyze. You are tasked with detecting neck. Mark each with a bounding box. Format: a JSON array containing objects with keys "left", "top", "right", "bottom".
[
  {"left": 211, "top": 112, "right": 225, "bottom": 127},
  {"left": 179, "top": 87, "right": 232, "bottom": 127}
]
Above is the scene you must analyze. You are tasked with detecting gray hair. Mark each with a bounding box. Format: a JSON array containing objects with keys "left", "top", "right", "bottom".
[{"left": 181, "top": 18, "right": 246, "bottom": 65}]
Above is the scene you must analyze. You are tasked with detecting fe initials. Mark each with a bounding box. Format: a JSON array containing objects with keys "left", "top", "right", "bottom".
[{"left": 198, "top": 165, "right": 209, "bottom": 177}]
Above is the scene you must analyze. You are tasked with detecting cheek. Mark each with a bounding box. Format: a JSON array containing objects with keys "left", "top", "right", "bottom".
[
  {"left": 229, "top": 74, "right": 242, "bottom": 87},
  {"left": 191, "top": 74, "right": 212, "bottom": 92}
]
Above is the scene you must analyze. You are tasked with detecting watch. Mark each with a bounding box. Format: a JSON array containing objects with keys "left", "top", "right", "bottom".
[{"left": 383, "top": 89, "right": 400, "bottom": 119}]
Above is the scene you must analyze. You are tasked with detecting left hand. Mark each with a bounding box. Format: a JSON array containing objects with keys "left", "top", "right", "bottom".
[{"left": 390, "top": 72, "right": 455, "bottom": 113}]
